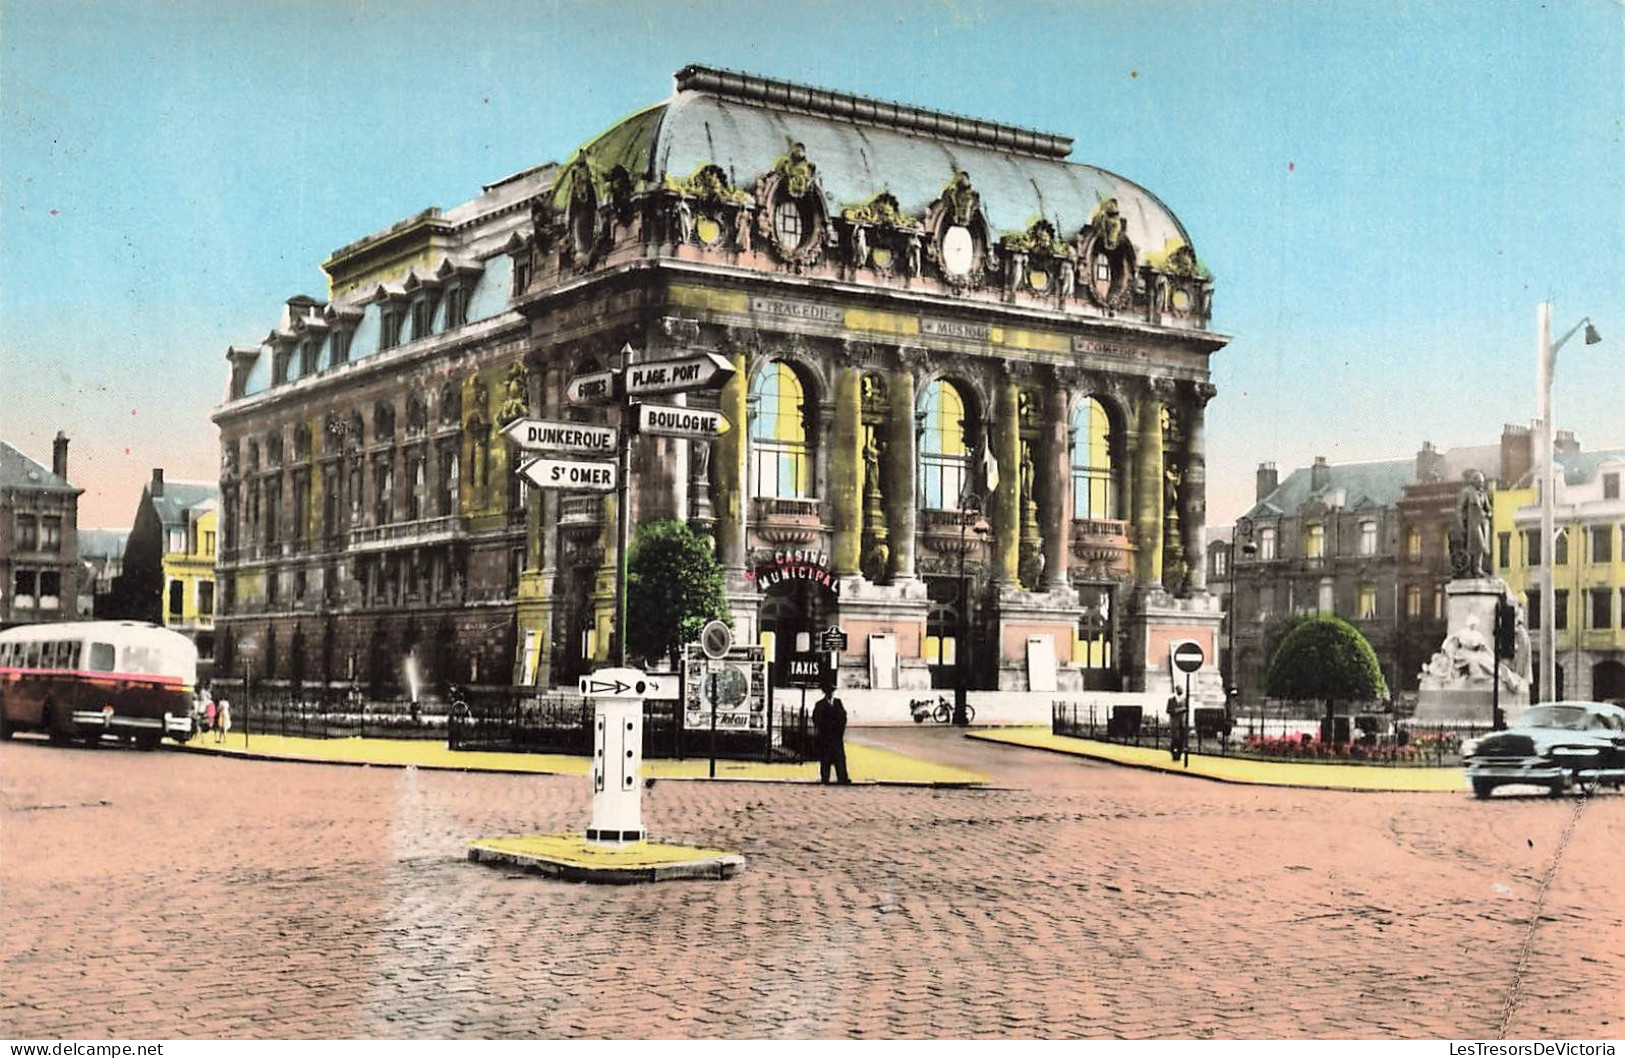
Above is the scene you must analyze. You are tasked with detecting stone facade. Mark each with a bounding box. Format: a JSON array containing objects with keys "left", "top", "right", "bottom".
[
  {"left": 0, "top": 434, "right": 81, "bottom": 628},
  {"left": 213, "top": 67, "right": 1228, "bottom": 700}
]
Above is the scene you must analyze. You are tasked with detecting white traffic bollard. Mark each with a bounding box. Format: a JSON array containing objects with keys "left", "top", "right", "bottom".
[{"left": 579, "top": 667, "right": 659, "bottom": 846}]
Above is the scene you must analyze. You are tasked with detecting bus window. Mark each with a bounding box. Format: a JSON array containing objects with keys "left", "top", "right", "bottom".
[
  {"left": 89, "top": 642, "right": 116, "bottom": 672},
  {"left": 64, "top": 642, "right": 82, "bottom": 670},
  {"left": 24, "top": 643, "right": 41, "bottom": 668},
  {"left": 122, "top": 645, "right": 161, "bottom": 675}
]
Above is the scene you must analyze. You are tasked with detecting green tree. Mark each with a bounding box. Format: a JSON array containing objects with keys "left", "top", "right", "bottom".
[
  {"left": 1264, "top": 615, "right": 1388, "bottom": 739},
  {"left": 626, "top": 520, "right": 731, "bottom": 666}
]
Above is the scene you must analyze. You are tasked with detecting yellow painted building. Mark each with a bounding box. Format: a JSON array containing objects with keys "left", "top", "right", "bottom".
[{"left": 1493, "top": 449, "right": 1625, "bottom": 702}]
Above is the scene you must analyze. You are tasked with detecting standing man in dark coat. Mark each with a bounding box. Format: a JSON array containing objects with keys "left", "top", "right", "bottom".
[{"left": 812, "top": 689, "right": 851, "bottom": 785}]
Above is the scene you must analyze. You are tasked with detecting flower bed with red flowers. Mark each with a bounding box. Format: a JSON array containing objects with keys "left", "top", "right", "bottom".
[{"left": 1239, "top": 734, "right": 1450, "bottom": 767}]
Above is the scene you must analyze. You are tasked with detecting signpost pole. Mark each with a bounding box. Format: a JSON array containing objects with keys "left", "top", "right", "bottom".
[
  {"left": 709, "top": 672, "right": 719, "bottom": 779},
  {"left": 1183, "top": 670, "right": 1192, "bottom": 768},
  {"left": 614, "top": 413, "right": 632, "bottom": 667}
]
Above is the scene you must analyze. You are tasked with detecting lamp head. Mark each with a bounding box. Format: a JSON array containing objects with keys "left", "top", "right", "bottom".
[{"left": 1583, "top": 322, "right": 1602, "bottom": 345}]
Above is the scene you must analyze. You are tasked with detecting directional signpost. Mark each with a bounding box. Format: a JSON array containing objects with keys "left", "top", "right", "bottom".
[
  {"left": 514, "top": 344, "right": 737, "bottom": 670},
  {"left": 578, "top": 667, "right": 661, "bottom": 846},
  {"left": 1170, "top": 639, "right": 1206, "bottom": 768}
]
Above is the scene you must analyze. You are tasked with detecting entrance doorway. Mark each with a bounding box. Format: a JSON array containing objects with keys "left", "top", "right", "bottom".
[{"left": 758, "top": 579, "right": 834, "bottom": 687}]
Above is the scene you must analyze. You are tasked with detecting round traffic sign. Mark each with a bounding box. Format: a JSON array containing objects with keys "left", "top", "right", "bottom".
[
  {"left": 1171, "top": 640, "right": 1205, "bottom": 674},
  {"left": 700, "top": 619, "right": 733, "bottom": 660}
]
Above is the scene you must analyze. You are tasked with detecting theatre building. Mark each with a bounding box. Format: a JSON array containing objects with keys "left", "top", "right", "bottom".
[{"left": 213, "top": 66, "right": 1227, "bottom": 700}]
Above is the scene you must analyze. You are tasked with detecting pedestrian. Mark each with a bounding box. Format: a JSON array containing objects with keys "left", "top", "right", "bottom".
[
  {"left": 215, "top": 697, "right": 231, "bottom": 744},
  {"left": 811, "top": 688, "right": 850, "bottom": 785},
  {"left": 203, "top": 694, "right": 217, "bottom": 736},
  {"left": 1166, "top": 686, "right": 1188, "bottom": 762}
]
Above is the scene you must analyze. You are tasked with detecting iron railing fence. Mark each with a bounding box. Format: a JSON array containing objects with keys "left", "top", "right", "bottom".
[{"left": 1052, "top": 701, "right": 1496, "bottom": 767}]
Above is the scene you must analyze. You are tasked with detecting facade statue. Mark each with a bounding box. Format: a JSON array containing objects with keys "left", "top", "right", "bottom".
[
  {"left": 945, "top": 169, "right": 979, "bottom": 226},
  {"left": 1059, "top": 258, "right": 1076, "bottom": 301},
  {"left": 734, "top": 205, "right": 752, "bottom": 252},
  {"left": 852, "top": 225, "right": 868, "bottom": 268},
  {"left": 862, "top": 433, "right": 881, "bottom": 493},
  {"left": 906, "top": 233, "right": 922, "bottom": 276},
  {"left": 774, "top": 141, "right": 817, "bottom": 199},
  {"left": 675, "top": 198, "right": 694, "bottom": 246},
  {"left": 1455, "top": 469, "right": 1491, "bottom": 578}
]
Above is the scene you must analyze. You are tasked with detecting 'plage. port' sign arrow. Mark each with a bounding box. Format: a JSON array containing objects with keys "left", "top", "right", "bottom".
[
  {"left": 633, "top": 402, "right": 732, "bottom": 440},
  {"left": 502, "top": 418, "right": 618, "bottom": 455},
  {"left": 518, "top": 456, "right": 617, "bottom": 492},
  {"left": 624, "top": 352, "right": 734, "bottom": 398}
]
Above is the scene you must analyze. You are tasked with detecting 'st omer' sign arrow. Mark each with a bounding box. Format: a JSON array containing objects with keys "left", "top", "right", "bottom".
[{"left": 518, "top": 456, "right": 617, "bottom": 492}]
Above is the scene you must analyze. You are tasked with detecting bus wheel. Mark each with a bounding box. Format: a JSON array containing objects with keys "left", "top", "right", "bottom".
[
  {"left": 0, "top": 708, "right": 12, "bottom": 740},
  {"left": 81, "top": 727, "right": 102, "bottom": 749},
  {"left": 135, "top": 732, "right": 161, "bottom": 751}
]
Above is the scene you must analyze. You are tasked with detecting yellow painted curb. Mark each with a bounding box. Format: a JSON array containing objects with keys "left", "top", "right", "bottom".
[
  {"left": 468, "top": 832, "right": 744, "bottom": 883},
  {"left": 969, "top": 727, "right": 1468, "bottom": 793},
  {"left": 179, "top": 733, "right": 985, "bottom": 786}
]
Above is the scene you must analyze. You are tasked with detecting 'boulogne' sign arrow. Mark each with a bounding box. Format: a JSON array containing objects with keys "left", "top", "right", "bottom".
[
  {"left": 633, "top": 403, "right": 731, "bottom": 440},
  {"left": 624, "top": 352, "right": 734, "bottom": 398},
  {"left": 518, "top": 456, "right": 617, "bottom": 492},
  {"left": 502, "top": 417, "right": 617, "bottom": 455}
]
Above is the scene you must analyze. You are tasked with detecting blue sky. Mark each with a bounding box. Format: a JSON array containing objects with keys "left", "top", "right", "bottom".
[{"left": 3, "top": 0, "right": 1621, "bottom": 526}]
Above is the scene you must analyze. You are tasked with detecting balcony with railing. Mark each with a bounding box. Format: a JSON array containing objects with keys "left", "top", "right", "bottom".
[
  {"left": 348, "top": 514, "right": 462, "bottom": 552},
  {"left": 1070, "top": 517, "right": 1133, "bottom": 579},
  {"left": 751, "top": 496, "right": 824, "bottom": 546}
]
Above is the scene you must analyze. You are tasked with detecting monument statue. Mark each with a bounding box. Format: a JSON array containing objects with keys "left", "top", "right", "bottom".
[{"left": 1454, "top": 469, "right": 1492, "bottom": 578}]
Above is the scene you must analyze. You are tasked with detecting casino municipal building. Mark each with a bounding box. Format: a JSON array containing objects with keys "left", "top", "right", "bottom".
[{"left": 211, "top": 65, "right": 1228, "bottom": 700}]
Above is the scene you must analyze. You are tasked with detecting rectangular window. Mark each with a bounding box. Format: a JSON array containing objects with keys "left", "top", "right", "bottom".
[
  {"left": 1358, "top": 584, "right": 1377, "bottom": 619},
  {"left": 39, "top": 571, "right": 60, "bottom": 610},
  {"left": 1554, "top": 530, "right": 1569, "bottom": 565},
  {"left": 1554, "top": 589, "right": 1568, "bottom": 631},
  {"left": 1305, "top": 524, "right": 1325, "bottom": 559},
  {"left": 411, "top": 298, "right": 432, "bottom": 341},
  {"left": 1433, "top": 588, "right": 1444, "bottom": 620},
  {"left": 1406, "top": 528, "right": 1422, "bottom": 559},
  {"left": 1524, "top": 530, "right": 1542, "bottom": 567},
  {"left": 1213, "top": 550, "right": 1227, "bottom": 577},
  {"left": 1259, "top": 528, "right": 1276, "bottom": 561},
  {"left": 513, "top": 258, "right": 532, "bottom": 297},
  {"left": 1526, "top": 591, "right": 1541, "bottom": 631},
  {"left": 1590, "top": 588, "right": 1612, "bottom": 629},
  {"left": 1604, "top": 473, "right": 1620, "bottom": 500},
  {"left": 299, "top": 340, "right": 317, "bottom": 376},
  {"left": 168, "top": 579, "right": 184, "bottom": 617},
  {"left": 14, "top": 570, "right": 36, "bottom": 609},
  {"left": 330, "top": 329, "right": 352, "bottom": 367},
  {"left": 379, "top": 309, "right": 401, "bottom": 351},
  {"left": 89, "top": 642, "right": 115, "bottom": 672},
  {"left": 1498, "top": 531, "right": 1511, "bottom": 570},
  {"left": 1405, "top": 585, "right": 1421, "bottom": 617},
  {"left": 272, "top": 350, "right": 290, "bottom": 385},
  {"left": 204, "top": 531, "right": 215, "bottom": 556},
  {"left": 16, "top": 515, "right": 37, "bottom": 551},
  {"left": 1591, "top": 526, "right": 1613, "bottom": 564},
  {"left": 41, "top": 516, "right": 61, "bottom": 551},
  {"left": 1359, "top": 521, "right": 1377, "bottom": 556},
  {"left": 198, "top": 581, "right": 214, "bottom": 616},
  {"left": 445, "top": 286, "right": 468, "bottom": 329}
]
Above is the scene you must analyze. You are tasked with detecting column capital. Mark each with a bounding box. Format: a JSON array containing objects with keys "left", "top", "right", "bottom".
[
  {"left": 837, "top": 338, "right": 881, "bottom": 368},
  {"left": 1147, "top": 375, "right": 1179, "bottom": 400},
  {"left": 896, "top": 344, "right": 934, "bottom": 374},
  {"left": 1186, "top": 380, "right": 1219, "bottom": 408},
  {"left": 1001, "top": 358, "right": 1038, "bottom": 382}
]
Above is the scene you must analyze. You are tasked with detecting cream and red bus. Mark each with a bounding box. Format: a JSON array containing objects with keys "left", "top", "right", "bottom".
[{"left": 0, "top": 621, "right": 197, "bottom": 748}]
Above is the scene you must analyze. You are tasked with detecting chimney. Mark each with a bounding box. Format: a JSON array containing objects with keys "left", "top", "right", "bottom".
[
  {"left": 1310, "top": 455, "right": 1331, "bottom": 493},
  {"left": 52, "top": 431, "right": 69, "bottom": 479},
  {"left": 1415, "top": 441, "right": 1444, "bottom": 484},
  {"left": 1554, "top": 429, "right": 1580, "bottom": 462},
  {"left": 1256, "top": 462, "right": 1279, "bottom": 502},
  {"left": 1500, "top": 423, "right": 1532, "bottom": 485},
  {"left": 151, "top": 468, "right": 165, "bottom": 498}
]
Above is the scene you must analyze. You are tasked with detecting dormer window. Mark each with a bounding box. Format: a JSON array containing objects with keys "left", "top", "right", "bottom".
[
  {"left": 445, "top": 285, "right": 468, "bottom": 330},
  {"left": 330, "top": 327, "right": 352, "bottom": 367},
  {"left": 411, "top": 296, "right": 437, "bottom": 341},
  {"left": 299, "top": 340, "right": 318, "bottom": 377},
  {"left": 1359, "top": 520, "right": 1377, "bottom": 556},
  {"left": 773, "top": 201, "right": 804, "bottom": 250},
  {"left": 379, "top": 307, "right": 403, "bottom": 351},
  {"left": 1305, "top": 523, "right": 1325, "bottom": 559},
  {"left": 272, "top": 348, "right": 292, "bottom": 385}
]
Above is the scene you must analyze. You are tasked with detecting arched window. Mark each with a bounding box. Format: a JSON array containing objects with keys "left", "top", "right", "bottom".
[
  {"left": 1070, "top": 396, "right": 1117, "bottom": 519},
  {"left": 920, "top": 379, "right": 971, "bottom": 510},
  {"left": 750, "top": 361, "right": 813, "bottom": 499}
]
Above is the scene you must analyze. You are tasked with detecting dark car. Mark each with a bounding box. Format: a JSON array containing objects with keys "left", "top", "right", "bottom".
[{"left": 1463, "top": 701, "right": 1625, "bottom": 798}]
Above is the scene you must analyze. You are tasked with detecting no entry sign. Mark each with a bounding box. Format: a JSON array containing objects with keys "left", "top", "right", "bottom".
[{"left": 1171, "top": 640, "right": 1205, "bottom": 674}]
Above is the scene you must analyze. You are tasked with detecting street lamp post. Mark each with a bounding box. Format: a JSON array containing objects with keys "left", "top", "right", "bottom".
[
  {"left": 1536, "top": 303, "right": 1600, "bottom": 703},
  {"left": 953, "top": 498, "right": 987, "bottom": 727},
  {"left": 1225, "top": 516, "right": 1256, "bottom": 715}
]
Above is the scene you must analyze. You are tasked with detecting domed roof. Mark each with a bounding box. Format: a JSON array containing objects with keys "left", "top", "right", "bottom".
[{"left": 560, "top": 66, "right": 1194, "bottom": 259}]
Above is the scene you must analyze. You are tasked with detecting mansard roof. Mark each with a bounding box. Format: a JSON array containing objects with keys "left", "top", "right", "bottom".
[{"left": 565, "top": 65, "right": 1193, "bottom": 257}]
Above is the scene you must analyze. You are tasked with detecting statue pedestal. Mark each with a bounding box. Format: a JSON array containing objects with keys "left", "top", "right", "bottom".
[{"left": 1415, "top": 578, "right": 1530, "bottom": 725}]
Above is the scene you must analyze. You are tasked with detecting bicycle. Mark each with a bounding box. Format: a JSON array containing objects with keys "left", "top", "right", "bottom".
[{"left": 910, "top": 695, "right": 974, "bottom": 724}]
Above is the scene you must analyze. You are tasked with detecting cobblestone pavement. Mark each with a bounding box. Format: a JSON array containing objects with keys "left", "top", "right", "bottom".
[{"left": 2, "top": 731, "right": 1620, "bottom": 1040}]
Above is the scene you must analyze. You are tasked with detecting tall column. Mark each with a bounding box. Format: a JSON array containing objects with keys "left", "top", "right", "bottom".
[
  {"left": 992, "top": 375, "right": 1021, "bottom": 586},
  {"left": 831, "top": 364, "right": 864, "bottom": 578},
  {"left": 1183, "top": 382, "right": 1216, "bottom": 594},
  {"left": 1134, "top": 379, "right": 1168, "bottom": 589},
  {"left": 1041, "top": 380, "right": 1071, "bottom": 592},
  {"left": 886, "top": 363, "right": 918, "bottom": 582},
  {"left": 714, "top": 348, "right": 749, "bottom": 572}
]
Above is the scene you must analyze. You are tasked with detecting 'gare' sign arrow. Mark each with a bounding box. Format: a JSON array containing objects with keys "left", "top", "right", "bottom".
[
  {"left": 502, "top": 417, "right": 618, "bottom": 455},
  {"left": 518, "top": 456, "right": 617, "bottom": 492}
]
